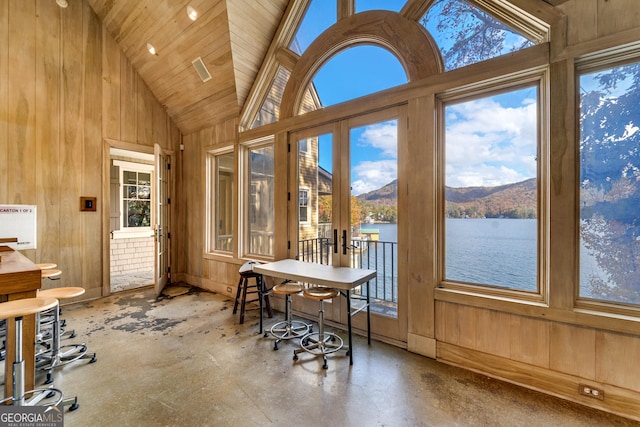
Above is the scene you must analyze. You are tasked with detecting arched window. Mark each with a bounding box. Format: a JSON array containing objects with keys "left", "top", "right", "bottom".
[
  {"left": 305, "top": 45, "right": 408, "bottom": 110},
  {"left": 244, "top": 1, "right": 548, "bottom": 129}
]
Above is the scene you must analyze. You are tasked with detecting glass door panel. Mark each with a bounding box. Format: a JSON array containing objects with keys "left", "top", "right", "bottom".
[
  {"left": 342, "top": 109, "right": 406, "bottom": 343},
  {"left": 348, "top": 119, "right": 399, "bottom": 319},
  {"left": 296, "top": 132, "right": 334, "bottom": 265},
  {"left": 291, "top": 124, "right": 342, "bottom": 325}
]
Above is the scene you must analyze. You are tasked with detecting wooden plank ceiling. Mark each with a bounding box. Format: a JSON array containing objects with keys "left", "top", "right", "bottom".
[
  {"left": 88, "top": 0, "right": 288, "bottom": 135},
  {"left": 88, "top": 0, "right": 565, "bottom": 135}
]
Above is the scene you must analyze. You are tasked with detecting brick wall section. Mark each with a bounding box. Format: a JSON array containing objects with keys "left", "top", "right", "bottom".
[{"left": 110, "top": 237, "right": 154, "bottom": 275}]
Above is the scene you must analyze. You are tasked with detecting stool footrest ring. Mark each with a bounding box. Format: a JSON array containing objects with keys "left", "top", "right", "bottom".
[
  {"left": 298, "top": 332, "right": 344, "bottom": 355},
  {"left": 269, "top": 320, "right": 310, "bottom": 340},
  {"left": 0, "top": 386, "right": 63, "bottom": 407}
]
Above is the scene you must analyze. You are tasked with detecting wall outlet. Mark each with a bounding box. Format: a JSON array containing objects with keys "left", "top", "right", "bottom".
[{"left": 579, "top": 384, "right": 604, "bottom": 400}]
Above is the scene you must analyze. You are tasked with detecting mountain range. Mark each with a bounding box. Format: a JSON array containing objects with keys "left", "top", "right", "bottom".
[{"left": 357, "top": 178, "right": 537, "bottom": 219}]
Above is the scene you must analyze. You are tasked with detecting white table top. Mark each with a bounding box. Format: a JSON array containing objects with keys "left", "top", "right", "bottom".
[{"left": 253, "top": 259, "right": 376, "bottom": 291}]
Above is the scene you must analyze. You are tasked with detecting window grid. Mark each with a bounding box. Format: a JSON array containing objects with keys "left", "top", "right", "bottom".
[{"left": 122, "top": 170, "right": 151, "bottom": 229}]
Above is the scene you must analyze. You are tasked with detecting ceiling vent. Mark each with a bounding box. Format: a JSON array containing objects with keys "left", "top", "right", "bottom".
[{"left": 192, "top": 57, "right": 212, "bottom": 82}]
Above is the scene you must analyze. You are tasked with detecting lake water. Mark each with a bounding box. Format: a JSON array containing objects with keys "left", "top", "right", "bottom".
[
  {"left": 372, "top": 219, "right": 537, "bottom": 290},
  {"left": 445, "top": 219, "right": 537, "bottom": 290},
  {"left": 369, "top": 219, "right": 605, "bottom": 294}
]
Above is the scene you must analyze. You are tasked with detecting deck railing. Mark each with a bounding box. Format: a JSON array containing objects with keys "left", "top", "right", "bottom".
[{"left": 298, "top": 237, "right": 398, "bottom": 304}]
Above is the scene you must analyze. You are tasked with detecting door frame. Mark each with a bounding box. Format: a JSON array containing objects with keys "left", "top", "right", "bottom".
[{"left": 101, "top": 139, "right": 174, "bottom": 297}]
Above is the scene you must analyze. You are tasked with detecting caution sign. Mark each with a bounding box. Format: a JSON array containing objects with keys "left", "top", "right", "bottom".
[{"left": 0, "top": 204, "right": 37, "bottom": 250}]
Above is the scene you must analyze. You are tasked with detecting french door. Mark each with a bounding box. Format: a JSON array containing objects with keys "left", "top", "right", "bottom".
[
  {"left": 288, "top": 107, "right": 407, "bottom": 343},
  {"left": 154, "top": 144, "right": 170, "bottom": 296}
]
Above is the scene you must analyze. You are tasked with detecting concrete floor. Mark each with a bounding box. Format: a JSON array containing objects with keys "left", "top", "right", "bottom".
[{"left": 6, "top": 284, "right": 637, "bottom": 427}]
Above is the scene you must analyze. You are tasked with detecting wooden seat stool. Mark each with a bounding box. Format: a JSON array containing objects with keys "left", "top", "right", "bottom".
[
  {"left": 36, "top": 263, "right": 57, "bottom": 270},
  {"left": 36, "top": 287, "right": 97, "bottom": 384},
  {"left": 233, "top": 261, "right": 273, "bottom": 334},
  {"left": 0, "top": 297, "right": 78, "bottom": 410},
  {"left": 41, "top": 269, "right": 62, "bottom": 280},
  {"left": 293, "top": 287, "right": 344, "bottom": 369},
  {"left": 265, "top": 281, "right": 311, "bottom": 350}
]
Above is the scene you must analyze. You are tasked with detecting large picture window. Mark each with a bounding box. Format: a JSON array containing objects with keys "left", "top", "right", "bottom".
[
  {"left": 442, "top": 84, "right": 539, "bottom": 292},
  {"left": 245, "top": 141, "right": 275, "bottom": 257},
  {"left": 579, "top": 57, "right": 640, "bottom": 306}
]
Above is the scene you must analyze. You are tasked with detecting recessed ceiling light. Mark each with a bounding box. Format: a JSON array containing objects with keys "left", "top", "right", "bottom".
[
  {"left": 147, "top": 43, "right": 157, "bottom": 56},
  {"left": 56, "top": 0, "right": 68, "bottom": 8},
  {"left": 186, "top": 5, "right": 198, "bottom": 21}
]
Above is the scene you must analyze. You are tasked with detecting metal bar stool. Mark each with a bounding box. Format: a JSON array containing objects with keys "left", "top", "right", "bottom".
[
  {"left": 265, "top": 281, "right": 310, "bottom": 350},
  {"left": 233, "top": 261, "right": 272, "bottom": 333},
  {"left": 293, "top": 287, "right": 344, "bottom": 369},
  {"left": 0, "top": 297, "right": 78, "bottom": 410},
  {"left": 36, "top": 287, "right": 97, "bottom": 384}
]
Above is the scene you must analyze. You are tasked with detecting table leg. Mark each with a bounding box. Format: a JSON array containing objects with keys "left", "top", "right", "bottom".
[
  {"left": 258, "top": 278, "right": 264, "bottom": 335},
  {"left": 367, "top": 280, "right": 371, "bottom": 345},
  {"left": 346, "top": 292, "right": 353, "bottom": 365}
]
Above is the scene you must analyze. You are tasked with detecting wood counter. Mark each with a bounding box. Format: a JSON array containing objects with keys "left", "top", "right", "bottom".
[{"left": 0, "top": 248, "right": 42, "bottom": 397}]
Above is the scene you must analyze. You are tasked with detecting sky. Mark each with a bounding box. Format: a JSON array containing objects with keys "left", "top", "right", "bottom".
[{"left": 295, "top": 0, "right": 538, "bottom": 195}]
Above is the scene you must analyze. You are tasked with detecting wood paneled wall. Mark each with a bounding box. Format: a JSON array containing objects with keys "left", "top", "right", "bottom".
[
  {"left": 558, "top": 0, "right": 640, "bottom": 45},
  {"left": 0, "top": 0, "right": 180, "bottom": 300},
  {"left": 436, "top": 301, "right": 640, "bottom": 419},
  {"left": 178, "top": 118, "right": 239, "bottom": 290}
]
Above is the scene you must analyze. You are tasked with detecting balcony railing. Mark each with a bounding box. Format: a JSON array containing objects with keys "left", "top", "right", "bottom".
[{"left": 298, "top": 237, "right": 398, "bottom": 306}]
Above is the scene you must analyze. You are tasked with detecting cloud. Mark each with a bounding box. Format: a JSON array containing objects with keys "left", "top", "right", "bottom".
[
  {"left": 446, "top": 95, "right": 537, "bottom": 187},
  {"left": 357, "top": 122, "right": 398, "bottom": 158},
  {"left": 351, "top": 160, "right": 397, "bottom": 195},
  {"left": 349, "top": 121, "right": 399, "bottom": 195}
]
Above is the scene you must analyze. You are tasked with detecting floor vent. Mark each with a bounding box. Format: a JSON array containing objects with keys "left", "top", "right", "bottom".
[{"left": 192, "top": 57, "right": 212, "bottom": 82}]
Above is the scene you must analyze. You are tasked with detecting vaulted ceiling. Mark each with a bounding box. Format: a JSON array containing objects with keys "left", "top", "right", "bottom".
[
  {"left": 87, "top": 0, "right": 289, "bottom": 135},
  {"left": 88, "top": 0, "right": 566, "bottom": 136}
]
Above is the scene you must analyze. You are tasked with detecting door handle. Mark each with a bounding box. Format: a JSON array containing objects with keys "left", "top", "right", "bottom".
[
  {"left": 342, "top": 229, "right": 348, "bottom": 255},
  {"left": 333, "top": 229, "right": 338, "bottom": 254}
]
